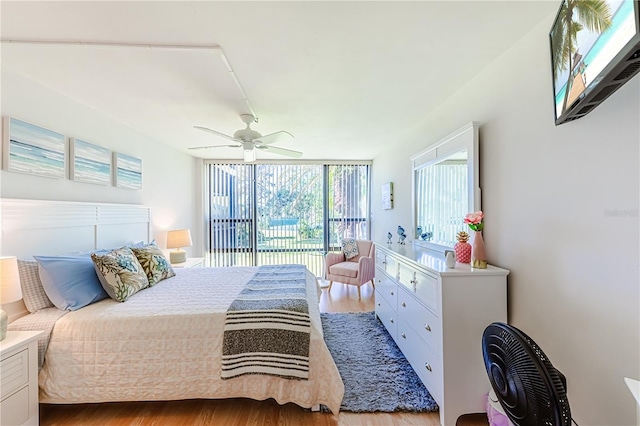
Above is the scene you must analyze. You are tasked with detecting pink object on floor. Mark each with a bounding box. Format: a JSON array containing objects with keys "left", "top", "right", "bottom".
[{"left": 486, "top": 389, "right": 514, "bottom": 426}]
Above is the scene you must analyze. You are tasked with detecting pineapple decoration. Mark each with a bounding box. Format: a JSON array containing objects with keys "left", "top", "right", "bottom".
[{"left": 454, "top": 231, "right": 472, "bottom": 264}]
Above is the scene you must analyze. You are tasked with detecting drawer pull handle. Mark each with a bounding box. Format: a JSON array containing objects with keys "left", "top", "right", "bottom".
[
  {"left": 377, "top": 303, "right": 381, "bottom": 307},
  {"left": 390, "top": 318, "right": 394, "bottom": 323},
  {"left": 382, "top": 261, "right": 387, "bottom": 265},
  {"left": 425, "top": 363, "right": 432, "bottom": 372},
  {"left": 401, "top": 332, "right": 406, "bottom": 339},
  {"left": 401, "top": 302, "right": 406, "bottom": 307},
  {"left": 425, "top": 324, "right": 431, "bottom": 332},
  {"left": 390, "top": 291, "right": 394, "bottom": 296},
  {"left": 410, "top": 279, "right": 417, "bottom": 284}
]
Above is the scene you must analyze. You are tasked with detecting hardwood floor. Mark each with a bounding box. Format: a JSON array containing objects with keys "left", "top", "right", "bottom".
[
  {"left": 318, "top": 280, "right": 376, "bottom": 313},
  {"left": 39, "top": 281, "right": 483, "bottom": 426}
]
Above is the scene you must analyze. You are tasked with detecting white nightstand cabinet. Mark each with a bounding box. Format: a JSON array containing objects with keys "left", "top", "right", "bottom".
[
  {"left": 374, "top": 243, "right": 508, "bottom": 426},
  {"left": 1, "top": 331, "right": 45, "bottom": 426},
  {"left": 171, "top": 257, "right": 204, "bottom": 268}
]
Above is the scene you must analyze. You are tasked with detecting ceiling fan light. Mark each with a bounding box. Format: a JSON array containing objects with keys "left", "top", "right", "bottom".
[{"left": 243, "top": 148, "right": 256, "bottom": 163}]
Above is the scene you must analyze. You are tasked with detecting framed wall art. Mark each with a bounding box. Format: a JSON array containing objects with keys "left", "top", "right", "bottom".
[
  {"left": 70, "top": 138, "right": 111, "bottom": 185},
  {"left": 114, "top": 152, "right": 142, "bottom": 190},
  {"left": 382, "top": 182, "right": 394, "bottom": 210},
  {"left": 2, "top": 117, "right": 66, "bottom": 179}
]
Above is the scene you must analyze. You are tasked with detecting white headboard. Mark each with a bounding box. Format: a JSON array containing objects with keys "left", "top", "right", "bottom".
[{"left": 1, "top": 198, "right": 151, "bottom": 258}]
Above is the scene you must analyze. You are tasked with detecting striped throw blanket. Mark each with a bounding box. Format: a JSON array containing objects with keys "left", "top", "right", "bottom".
[{"left": 221, "top": 264, "right": 311, "bottom": 380}]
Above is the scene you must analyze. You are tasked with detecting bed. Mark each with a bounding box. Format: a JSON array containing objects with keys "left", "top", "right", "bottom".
[{"left": 2, "top": 199, "right": 344, "bottom": 414}]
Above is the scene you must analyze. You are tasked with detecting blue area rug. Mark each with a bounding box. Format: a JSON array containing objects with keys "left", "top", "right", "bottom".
[{"left": 321, "top": 311, "right": 439, "bottom": 413}]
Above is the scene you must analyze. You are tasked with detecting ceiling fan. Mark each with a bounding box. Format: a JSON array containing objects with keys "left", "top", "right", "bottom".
[{"left": 190, "top": 114, "right": 302, "bottom": 162}]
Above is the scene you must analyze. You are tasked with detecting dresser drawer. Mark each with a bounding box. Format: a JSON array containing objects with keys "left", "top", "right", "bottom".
[
  {"left": 376, "top": 251, "right": 398, "bottom": 277},
  {"left": 0, "top": 385, "right": 29, "bottom": 426},
  {"left": 397, "top": 285, "right": 442, "bottom": 356},
  {"left": 1, "top": 348, "right": 29, "bottom": 400},
  {"left": 397, "top": 262, "right": 438, "bottom": 312},
  {"left": 375, "top": 290, "right": 397, "bottom": 341},
  {"left": 375, "top": 272, "right": 398, "bottom": 308},
  {"left": 396, "top": 316, "right": 443, "bottom": 404}
]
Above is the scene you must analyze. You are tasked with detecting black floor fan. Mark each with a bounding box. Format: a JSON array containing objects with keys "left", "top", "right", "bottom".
[{"left": 482, "top": 322, "right": 574, "bottom": 426}]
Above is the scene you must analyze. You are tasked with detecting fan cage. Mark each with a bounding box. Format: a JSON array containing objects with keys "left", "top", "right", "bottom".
[{"left": 482, "top": 322, "right": 572, "bottom": 426}]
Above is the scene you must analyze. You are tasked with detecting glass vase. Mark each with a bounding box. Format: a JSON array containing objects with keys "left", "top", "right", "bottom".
[{"left": 472, "top": 231, "right": 487, "bottom": 269}]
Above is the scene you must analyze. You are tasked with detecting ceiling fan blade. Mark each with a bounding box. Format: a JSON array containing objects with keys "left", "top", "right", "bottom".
[
  {"left": 258, "top": 145, "right": 303, "bottom": 158},
  {"left": 188, "top": 144, "right": 241, "bottom": 150},
  {"left": 194, "top": 126, "right": 238, "bottom": 142},
  {"left": 254, "top": 130, "right": 294, "bottom": 145}
]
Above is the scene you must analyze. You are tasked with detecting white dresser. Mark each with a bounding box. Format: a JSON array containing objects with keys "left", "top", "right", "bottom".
[
  {"left": 1, "top": 331, "right": 45, "bottom": 426},
  {"left": 374, "top": 243, "right": 508, "bottom": 426}
]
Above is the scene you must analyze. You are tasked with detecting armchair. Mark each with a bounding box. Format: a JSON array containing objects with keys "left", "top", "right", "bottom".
[{"left": 325, "top": 240, "right": 375, "bottom": 300}]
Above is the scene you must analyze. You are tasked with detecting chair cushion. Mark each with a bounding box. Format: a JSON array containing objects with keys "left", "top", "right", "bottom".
[
  {"left": 341, "top": 238, "right": 359, "bottom": 260},
  {"left": 329, "top": 261, "right": 359, "bottom": 278}
]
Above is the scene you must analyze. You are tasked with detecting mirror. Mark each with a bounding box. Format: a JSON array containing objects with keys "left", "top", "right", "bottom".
[{"left": 411, "top": 122, "right": 481, "bottom": 252}]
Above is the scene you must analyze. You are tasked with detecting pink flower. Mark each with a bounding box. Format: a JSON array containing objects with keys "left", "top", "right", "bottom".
[{"left": 464, "top": 211, "right": 484, "bottom": 231}]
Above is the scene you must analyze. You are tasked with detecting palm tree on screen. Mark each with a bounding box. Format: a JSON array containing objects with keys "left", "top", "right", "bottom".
[{"left": 551, "top": 0, "right": 612, "bottom": 113}]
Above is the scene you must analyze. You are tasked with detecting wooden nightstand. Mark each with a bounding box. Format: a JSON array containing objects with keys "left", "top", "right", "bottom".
[
  {"left": 171, "top": 257, "right": 204, "bottom": 268},
  {"left": 1, "top": 330, "right": 45, "bottom": 426}
]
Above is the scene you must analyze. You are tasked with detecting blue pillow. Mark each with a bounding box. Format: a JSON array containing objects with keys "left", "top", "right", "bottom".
[
  {"left": 34, "top": 254, "right": 109, "bottom": 311},
  {"left": 128, "top": 240, "right": 155, "bottom": 249}
]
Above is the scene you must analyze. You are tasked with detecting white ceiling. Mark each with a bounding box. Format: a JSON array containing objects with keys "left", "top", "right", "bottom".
[{"left": 1, "top": 1, "right": 556, "bottom": 162}]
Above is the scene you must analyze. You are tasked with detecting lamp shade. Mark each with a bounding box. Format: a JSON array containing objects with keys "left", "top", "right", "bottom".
[
  {"left": 166, "top": 229, "right": 192, "bottom": 249},
  {"left": 0, "top": 256, "right": 23, "bottom": 304}
]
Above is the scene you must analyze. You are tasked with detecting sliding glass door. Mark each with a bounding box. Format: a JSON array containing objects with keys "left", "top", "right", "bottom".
[
  {"left": 205, "top": 164, "right": 255, "bottom": 267},
  {"left": 254, "top": 163, "right": 324, "bottom": 273},
  {"left": 327, "top": 164, "right": 370, "bottom": 250},
  {"left": 204, "top": 162, "right": 370, "bottom": 276}
]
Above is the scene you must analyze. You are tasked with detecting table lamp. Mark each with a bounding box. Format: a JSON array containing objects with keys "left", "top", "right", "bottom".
[
  {"left": 166, "top": 229, "right": 192, "bottom": 264},
  {"left": 1, "top": 256, "right": 23, "bottom": 341}
]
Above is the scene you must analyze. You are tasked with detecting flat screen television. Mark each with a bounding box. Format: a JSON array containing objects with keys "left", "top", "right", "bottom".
[{"left": 550, "top": 0, "right": 640, "bottom": 125}]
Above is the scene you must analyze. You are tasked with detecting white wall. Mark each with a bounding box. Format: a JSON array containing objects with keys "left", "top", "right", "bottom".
[
  {"left": 1, "top": 69, "right": 202, "bottom": 256},
  {"left": 372, "top": 13, "right": 639, "bottom": 426}
]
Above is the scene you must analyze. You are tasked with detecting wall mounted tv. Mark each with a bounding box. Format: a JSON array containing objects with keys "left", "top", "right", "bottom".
[{"left": 550, "top": 0, "right": 640, "bottom": 125}]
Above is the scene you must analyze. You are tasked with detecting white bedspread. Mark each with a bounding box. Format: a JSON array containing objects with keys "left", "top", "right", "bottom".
[{"left": 38, "top": 266, "right": 344, "bottom": 414}]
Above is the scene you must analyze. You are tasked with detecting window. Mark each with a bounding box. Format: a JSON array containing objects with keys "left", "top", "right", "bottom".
[{"left": 205, "top": 162, "right": 370, "bottom": 276}]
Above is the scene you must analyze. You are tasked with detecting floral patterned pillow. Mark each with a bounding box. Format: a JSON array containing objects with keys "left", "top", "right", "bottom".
[
  {"left": 91, "top": 247, "right": 150, "bottom": 302},
  {"left": 341, "top": 238, "right": 360, "bottom": 260},
  {"left": 131, "top": 243, "right": 175, "bottom": 286}
]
